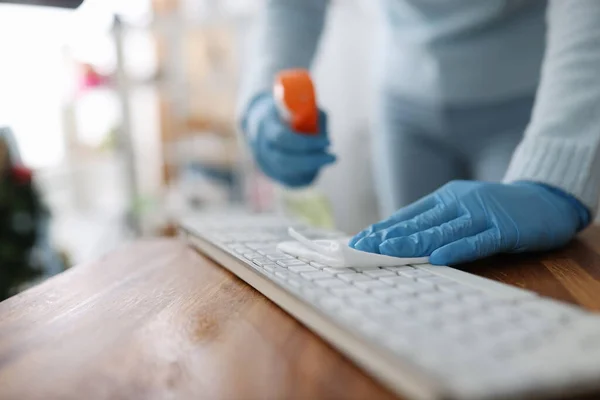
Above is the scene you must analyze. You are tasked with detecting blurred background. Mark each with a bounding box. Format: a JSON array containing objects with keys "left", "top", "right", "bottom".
[{"left": 0, "top": 0, "right": 381, "bottom": 298}]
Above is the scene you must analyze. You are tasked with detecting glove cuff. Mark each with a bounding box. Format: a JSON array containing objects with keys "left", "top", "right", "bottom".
[
  {"left": 240, "top": 92, "right": 272, "bottom": 141},
  {"left": 513, "top": 181, "right": 592, "bottom": 231}
]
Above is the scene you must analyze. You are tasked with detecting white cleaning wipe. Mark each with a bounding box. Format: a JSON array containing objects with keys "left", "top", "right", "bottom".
[{"left": 276, "top": 228, "right": 429, "bottom": 268}]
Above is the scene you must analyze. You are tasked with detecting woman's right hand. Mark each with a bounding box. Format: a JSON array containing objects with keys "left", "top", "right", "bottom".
[{"left": 242, "top": 93, "right": 336, "bottom": 188}]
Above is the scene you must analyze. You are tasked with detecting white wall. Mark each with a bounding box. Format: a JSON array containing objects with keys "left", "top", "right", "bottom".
[{"left": 0, "top": 5, "right": 70, "bottom": 169}]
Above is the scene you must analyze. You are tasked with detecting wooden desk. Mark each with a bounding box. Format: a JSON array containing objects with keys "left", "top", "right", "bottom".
[{"left": 1, "top": 228, "right": 600, "bottom": 400}]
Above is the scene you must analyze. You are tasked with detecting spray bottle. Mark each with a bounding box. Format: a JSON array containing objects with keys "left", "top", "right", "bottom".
[{"left": 272, "top": 69, "right": 335, "bottom": 228}]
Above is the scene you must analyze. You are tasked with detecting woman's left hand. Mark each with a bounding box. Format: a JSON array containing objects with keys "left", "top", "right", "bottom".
[{"left": 349, "top": 180, "right": 590, "bottom": 265}]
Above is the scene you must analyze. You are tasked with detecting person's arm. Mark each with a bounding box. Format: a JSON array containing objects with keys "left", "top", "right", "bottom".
[
  {"left": 238, "top": 0, "right": 331, "bottom": 121},
  {"left": 503, "top": 0, "right": 600, "bottom": 217},
  {"left": 237, "top": 1, "right": 335, "bottom": 188},
  {"left": 349, "top": 1, "right": 600, "bottom": 265}
]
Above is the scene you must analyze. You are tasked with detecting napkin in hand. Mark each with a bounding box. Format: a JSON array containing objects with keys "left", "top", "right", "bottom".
[{"left": 276, "top": 228, "right": 429, "bottom": 268}]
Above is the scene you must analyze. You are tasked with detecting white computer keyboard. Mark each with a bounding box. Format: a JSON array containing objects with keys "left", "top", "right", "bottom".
[{"left": 180, "top": 212, "right": 600, "bottom": 400}]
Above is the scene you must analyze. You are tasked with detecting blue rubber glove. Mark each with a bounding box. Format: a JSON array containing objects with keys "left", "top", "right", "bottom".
[
  {"left": 241, "top": 92, "right": 336, "bottom": 188},
  {"left": 350, "top": 180, "right": 591, "bottom": 266}
]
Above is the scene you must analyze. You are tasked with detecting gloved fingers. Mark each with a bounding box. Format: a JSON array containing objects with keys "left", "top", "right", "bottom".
[
  {"left": 258, "top": 159, "right": 318, "bottom": 188},
  {"left": 263, "top": 107, "right": 331, "bottom": 152},
  {"left": 377, "top": 216, "right": 483, "bottom": 257},
  {"left": 352, "top": 203, "right": 455, "bottom": 253},
  {"left": 349, "top": 195, "right": 438, "bottom": 247},
  {"left": 257, "top": 154, "right": 325, "bottom": 188},
  {"left": 429, "top": 228, "right": 502, "bottom": 265},
  {"left": 266, "top": 147, "right": 336, "bottom": 174},
  {"left": 317, "top": 110, "right": 328, "bottom": 134},
  {"left": 243, "top": 93, "right": 273, "bottom": 139},
  {"left": 255, "top": 135, "right": 323, "bottom": 186}
]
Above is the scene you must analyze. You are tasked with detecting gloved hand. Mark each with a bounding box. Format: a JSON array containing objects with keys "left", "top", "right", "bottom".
[
  {"left": 350, "top": 180, "right": 591, "bottom": 265},
  {"left": 241, "top": 92, "right": 336, "bottom": 188}
]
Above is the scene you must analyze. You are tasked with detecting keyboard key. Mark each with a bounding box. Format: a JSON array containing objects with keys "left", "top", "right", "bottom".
[
  {"left": 439, "top": 284, "right": 481, "bottom": 296},
  {"left": 389, "top": 286, "right": 423, "bottom": 297},
  {"left": 389, "top": 317, "right": 428, "bottom": 332},
  {"left": 263, "top": 265, "right": 287, "bottom": 274},
  {"left": 310, "top": 262, "right": 327, "bottom": 269},
  {"left": 229, "top": 245, "right": 248, "bottom": 253},
  {"left": 233, "top": 249, "right": 250, "bottom": 256},
  {"left": 288, "top": 265, "right": 317, "bottom": 273},
  {"left": 257, "top": 249, "right": 273, "bottom": 256},
  {"left": 413, "top": 307, "right": 446, "bottom": 324},
  {"left": 267, "top": 253, "right": 293, "bottom": 261},
  {"left": 275, "top": 271, "right": 295, "bottom": 280},
  {"left": 492, "top": 327, "right": 535, "bottom": 349},
  {"left": 315, "top": 279, "right": 347, "bottom": 289},
  {"left": 351, "top": 267, "right": 381, "bottom": 273},
  {"left": 348, "top": 297, "right": 385, "bottom": 309},
  {"left": 330, "top": 287, "right": 365, "bottom": 297},
  {"left": 366, "top": 307, "right": 402, "bottom": 322},
  {"left": 277, "top": 259, "right": 309, "bottom": 267},
  {"left": 363, "top": 269, "right": 397, "bottom": 278},
  {"left": 371, "top": 288, "right": 410, "bottom": 301},
  {"left": 485, "top": 304, "right": 522, "bottom": 322},
  {"left": 460, "top": 292, "right": 487, "bottom": 305},
  {"left": 243, "top": 252, "right": 260, "bottom": 260},
  {"left": 354, "top": 280, "right": 390, "bottom": 291},
  {"left": 336, "top": 308, "right": 368, "bottom": 325},
  {"left": 480, "top": 298, "right": 518, "bottom": 311},
  {"left": 418, "top": 275, "right": 456, "bottom": 286},
  {"left": 397, "top": 281, "right": 439, "bottom": 294},
  {"left": 246, "top": 242, "right": 275, "bottom": 250},
  {"left": 517, "top": 298, "right": 580, "bottom": 324},
  {"left": 256, "top": 262, "right": 278, "bottom": 270},
  {"left": 383, "top": 266, "right": 415, "bottom": 273},
  {"left": 390, "top": 299, "right": 416, "bottom": 313},
  {"left": 319, "top": 297, "right": 346, "bottom": 311},
  {"left": 323, "top": 267, "right": 345, "bottom": 275},
  {"left": 286, "top": 278, "right": 303, "bottom": 288},
  {"left": 417, "top": 292, "right": 458, "bottom": 306},
  {"left": 302, "top": 271, "right": 335, "bottom": 280},
  {"left": 380, "top": 275, "right": 414, "bottom": 286},
  {"left": 251, "top": 257, "right": 271, "bottom": 265},
  {"left": 439, "top": 303, "right": 471, "bottom": 318},
  {"left": 399, "top": 269, "right": 434, "bottom": 278},
  {"left": 517, "top": 317, "right": 555, "bottom": 335},
  {"left": 301, "top": 287, "right": 330, "bottom": 302},
  {"left": 338, "top": 273, "right": 372, "bottom": 283},
  {"left": 464, "top": 313, "right": 504, "bottom": 331},
  {"left": 439, "top": 320, "right": 471, "bottom": 337}
]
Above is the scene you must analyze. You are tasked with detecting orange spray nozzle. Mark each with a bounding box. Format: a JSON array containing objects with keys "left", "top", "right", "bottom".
[{"left": 273, "top": 69, "right": 318, "bottom": 135}]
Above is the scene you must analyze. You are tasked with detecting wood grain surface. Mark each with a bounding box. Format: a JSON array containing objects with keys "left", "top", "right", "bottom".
[{"left": 1, "top": 227, "right": 600, "bottom": 400}]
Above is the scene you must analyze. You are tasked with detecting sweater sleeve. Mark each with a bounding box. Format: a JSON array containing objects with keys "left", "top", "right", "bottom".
[
  {"left": 237, "top": 0, "right": 330, "bottom": 123},
  {"left": 503, "top": 0, "right": 600, "bottom": 215}
]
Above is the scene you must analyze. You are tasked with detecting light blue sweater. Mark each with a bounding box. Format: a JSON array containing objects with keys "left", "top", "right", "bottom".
[{"left": 240, "top": 0, "right": 600, "bottom": 214}]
